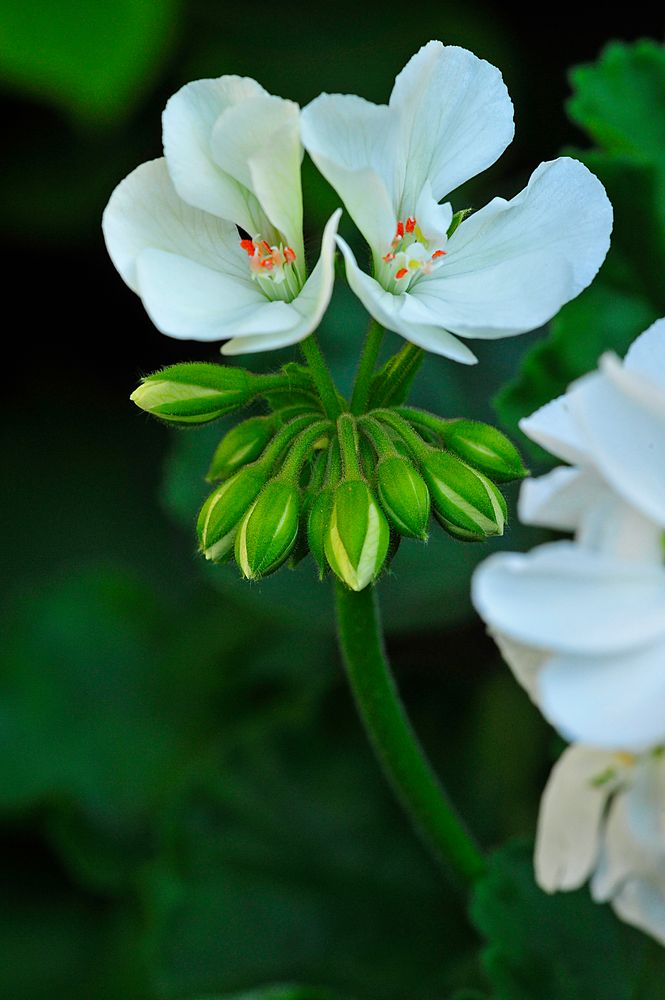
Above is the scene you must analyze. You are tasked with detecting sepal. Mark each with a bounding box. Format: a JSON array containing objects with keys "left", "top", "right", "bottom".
[
  {"left": 377, "top": 456, "right": 430, "bottom": 539},
  {"left": 325, "top": 480, "right": 390, "bottom": 591},
  {"left": 131, "top": 363, "right": 253, "bottom": 424},
  {"left": 196, "top": 464, "right": 268, "bottom": 562},
  {"left": 445, "top": 419, "right": 528, "bottom": 482},
  {"left": 235, "top": 481, "right": 300, "bottom": 579},
  {"left": 421, "top": 451, "right": 506, "bottom": 540},
  {"left": 207, "top": 416, "right": 276, "bottom": 482}
]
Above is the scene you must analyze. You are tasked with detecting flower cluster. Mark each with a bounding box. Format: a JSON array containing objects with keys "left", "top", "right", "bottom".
[
  {"left": 473, "top": 319, "right": 665, "bottom": 943},
  {"left": 105, "top": 42, "right": 612, "bottom": 593}
]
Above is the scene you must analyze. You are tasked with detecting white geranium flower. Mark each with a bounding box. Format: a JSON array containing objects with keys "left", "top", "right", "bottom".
[
  {"left": 103, "top": 76, "right": 341, "bottom": 355},
  {"left": 472, "top": 319, "right": 665, "bottom": 751},
  {"left": 536, "top": 744, "right": 665, "bottom": 946},
  {"left": 301, "top": 41, "right": 612, "bottom": 363}
]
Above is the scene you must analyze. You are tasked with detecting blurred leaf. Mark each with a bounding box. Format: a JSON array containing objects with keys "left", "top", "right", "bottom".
[
  {"left": 567, "top": 40, "right": 665, "bottom": 161},
  {"left": 494, "top": 41, "right": 665, "bottom": 447},
  {"left": 197, "top": 987, "right": 351, "bottom": 1000},
  {"left": 143, "top": 722, "right": 478, "bottom": 1000},
  {"left": 0, "top": 0, "right": 180, "bottom": 124},
  {"left": 0, "top": 565, "right": 332, "bottom": 891},
  {"left": 470, "top": 840, "right": 665, "bottom": 1000}
]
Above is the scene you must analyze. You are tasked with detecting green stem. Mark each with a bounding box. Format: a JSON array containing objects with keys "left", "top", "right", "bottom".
[
  {"left": 300, "top": 335, "right": 343, "bottom": 420},
  {"left": 370, "top": 343, "right": 425, "bottom": 409},
  {"left": 396, "top": 406, "right": 454, "bottom": 439},
  {"left": 335, "top": 583, "right": 486, "bottom": 887},
  {"left": 336, "top": 413, "right": 362, "bottom": 479},
  {"left": 350, "top": 321, "right": 384, "bottom": 415},
  {"left": 278, "top": 420, "right": 333, "bottom": 481},
  {"left": 371, "top": 408, "right": 430, "bottom": 462}
]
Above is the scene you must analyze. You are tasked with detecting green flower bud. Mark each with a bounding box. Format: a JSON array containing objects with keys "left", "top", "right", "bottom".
[
  {"left": 235, "top": 481, "right": 300, "bottom": 579},
  {"left": 444, "top": 419, "right": 528, "bottom": 482},
  {"left": 307, "top": 487, "right": 334, "bottom": 579},
  {"left": 207, "top": 416, "right": 276, "bottom": 482},
  {"left": 421, "top": 451, "right": 506, "bottom": 540},
  {"left": 196, "top": 465, "right": 267, "bottom": 562},
  {"left": 377, "top": 456, "right": 430, "bottom": 540},
  {"left": 325, "top": 481, "right": 390, "bottom": 591},
  {"left": 131, "top": 363, "right": 252, "bottom": 425}
]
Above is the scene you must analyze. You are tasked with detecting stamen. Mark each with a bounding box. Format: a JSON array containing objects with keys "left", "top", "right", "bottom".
[
  {"left": 283, "top": 246, "right": 297, "bottom": 263},
  {"left": 395, "top": 268, "right": 408, "bottom": 280},
  {"left": 405, "top": 217, "right": 416, "bottom": 233},
  {"left": 431, "top": 249, "right": 447, "bottom": 259},
  {"left": 240, "top": 239, "right": 255, "bottom": 256}
]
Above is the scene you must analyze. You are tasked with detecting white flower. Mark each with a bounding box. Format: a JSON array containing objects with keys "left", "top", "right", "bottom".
[
  {"left": 472, "top": 319, "right": 665, "bottom": 751},
  {"left": 301, "top": 41, "right": 612, "bottom": 363},
  {"left": 103, "top": 76, "right": 341, "bottom": 355},
  {"left": 536, "top": 744, "right": 665, "bottom": 946}
]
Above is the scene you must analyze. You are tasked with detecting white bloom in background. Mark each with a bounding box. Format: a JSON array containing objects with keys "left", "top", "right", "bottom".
[
  {"left": 536, "top": 744, "right": 665, "bottom": 946},
  {"left": 103, "top": 77, "right": 341, "bottom": 355},
  {"left": 301, "top": 41, "right": 612, "bottom": 363},
  {"left": 472, "top": 319, "right": 665, "bottom": 751}
]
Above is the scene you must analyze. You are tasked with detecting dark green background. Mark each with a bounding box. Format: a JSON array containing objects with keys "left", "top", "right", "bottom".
[{"left": 2, "top": 3, "right": 662, "bottom": 998}]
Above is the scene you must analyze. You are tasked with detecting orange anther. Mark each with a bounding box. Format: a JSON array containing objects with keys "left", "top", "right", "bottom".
[
  {"left": 382, "top": 251, "right": 395, "bottom": 262},
  {"left": 395, "top": 267, "right": 408, "bottom": 280},
  {"left": 260, "top": 258, "right": 274, "bottom": 270},
  {"left": 431, "top": 249, "right": 447, "bottom": 259},
  {"left": 260, "top": 240, "right": 272, "bottom": 255},
  {"left": 395, "top": 221, "right": 405, "bottom": 239},
  {"left": 240, "top": 239, "right": 255, "bottom": 256},
  {"left": 406, "top": 217, "right": 416, "bottom": 233},
  {"left": 283, "top": 246, "right": 296, "bottom": 263}
]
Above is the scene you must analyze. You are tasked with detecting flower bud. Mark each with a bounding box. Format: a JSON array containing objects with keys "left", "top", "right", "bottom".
[
  {"left": 235, "top": 481, "right": 300, "bottom": 579},
  {"left": 325, "top": 481, "right": 390, "bottom": 591},
  {"left": 377, "top": 456, "right": 430, "bottom": 539},
  {"left": 196, "top": 465, "right": 267, "bottom": 562},
  {"left": 444, "top": 420, "right": 527, "bottom": 482},
  {"left": 421, "top": 451, "right": 506, "bottom": 540},
  {"left": 131, "top": 363, "right": 252, "bottom": 425},
  {"left": 307, "top": 487, "right": 334, "bottom": 579},
  {"left": 207, "top": 416, "right": 276, "bottom": 482}
]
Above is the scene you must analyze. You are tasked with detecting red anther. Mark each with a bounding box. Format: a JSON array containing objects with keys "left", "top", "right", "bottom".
[
  {"left": 260, "top": 258, "right": 274, "bottom": 270},
  {"left": 240, "top": 239, "right": 256, "bottom": 256},
  {"left": 431, "top": 249, "right": 447, "bottom": 259},
  {"left": 283, "top": 246, "right": 296, "bottom": 263},
  {"left": 395, "top": 267, "right": 408, "bottom": 280},
  {"left": 382, "top": 251, "right": 395, "bottom": 262},
  {"left": 260, "top": 240, "right": 272, "bottom": 255},
  {"left": 395, "top": 221, "right": 405, "bottom": 239},
  {"left": 406, "top": 217, "right": 416, "bottom": 233}
]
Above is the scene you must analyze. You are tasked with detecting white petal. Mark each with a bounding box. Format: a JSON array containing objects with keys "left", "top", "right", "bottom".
[
  {"left": 623, "top": 318, "right": 665, "bottom": 390},
  {"left": 136, "top": 249, "right": 264, "bottom": 341},
  {"left": 390, "top": 41, "right": 514, "bottom": 208},
  {"left": 301, "top": 94, "right": 395, "bottom": 251},
  {"left": 162, "top": 76, "right": 267, "bottom": 233},
  {"left": 102, "top": 158, "right": 251, "bottom": 292},
  {"left": 490, "top": 630, "right": 547, "bottom": 699},
  {"left": 472, "top": 542, "right": 665, "bottom": 655},
  {"left": 210, "top": 93, "right": 303, "bottom": 251},
  {"left": 611, "top": 880, "right": 665, "bottom": 946},
  {"left": 540, "top": 635, "right": 665, "bottom": 751},
  {"left": 518, "top": 467, "right": 605, "bottom": 532},
  {"left": 535, "top": 745, "right": 615, "bottom": 892},
  {"left": 222, "top": 209, "right": 341, "bottom": 355},
  {"left": 518, "top": 390, "right": 591, "bottom": 465},
  {"left": 411, "top": 158, "right": 612, "bottom": 339},
  {"left": 571, "top": 362, "right": 665, "bottom": 527},
  {"left": 414, "top": 185, "right": 453, "bottom": 242},
  {"left": 337, "top": 236, "right": 477, "bottom": 363}
]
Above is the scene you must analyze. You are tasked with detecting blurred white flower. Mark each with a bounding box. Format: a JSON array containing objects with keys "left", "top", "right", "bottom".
[
  {"left": 103, "top": 77, "right": 340, "bottom": 355},
  {"left": 536, "top": 744, "right": 665, "bottom": 946},
  {"left": 472, "top": 319, "right": 665, "bottom": 751},
  {"left": 301, "top": 40, "right": 612, "bottom": 363}
]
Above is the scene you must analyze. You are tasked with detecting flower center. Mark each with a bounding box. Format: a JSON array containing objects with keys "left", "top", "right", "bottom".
[
  {"left": 380, "top": 217, "right": 447, "bottom": 291},
  {"left": 240, "top": 236, "right": 301, "bottom": 301}
]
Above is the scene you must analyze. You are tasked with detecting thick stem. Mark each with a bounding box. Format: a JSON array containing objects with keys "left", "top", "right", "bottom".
[
  {"left": 335, "top": 583, "right": 486, "bottom": 888},
  {"left": 300, "top": 335, "right": 343, "bottom": 420},
  {"left": 350, "top": 321, "right": 384, "bottom": 415}
]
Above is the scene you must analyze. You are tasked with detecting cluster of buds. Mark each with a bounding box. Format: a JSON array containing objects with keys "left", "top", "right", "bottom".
[{"left": 131, "top": 360, "right": 527, "bottom": 591}]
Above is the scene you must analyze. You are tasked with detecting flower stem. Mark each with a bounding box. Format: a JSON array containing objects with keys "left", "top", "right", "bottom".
[
  {"left": 350, "top": 321, "right": 384, "bottom": 414},
  {"left": 334, "top": 582, "right": 486, "bottom": 888},
  {"left": 300, "top": 335, "right": 343, "bottom": 420},
  {"left": 370, "top": 343, "right": 425, "bottom": 408}
]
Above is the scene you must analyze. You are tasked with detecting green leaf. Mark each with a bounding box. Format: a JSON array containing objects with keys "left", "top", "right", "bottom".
[
  {"left": 567, "top": 40, "right": 665, "bottom": 160},
  {"left": 0, "top": 0, "right": 181, "bottom": 124},
  {"left": 494, "top": 41, "right": 665, "bottom": 446},
  {"left": 470, "top": 840, "right": 665, "bottom": 1000}
]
